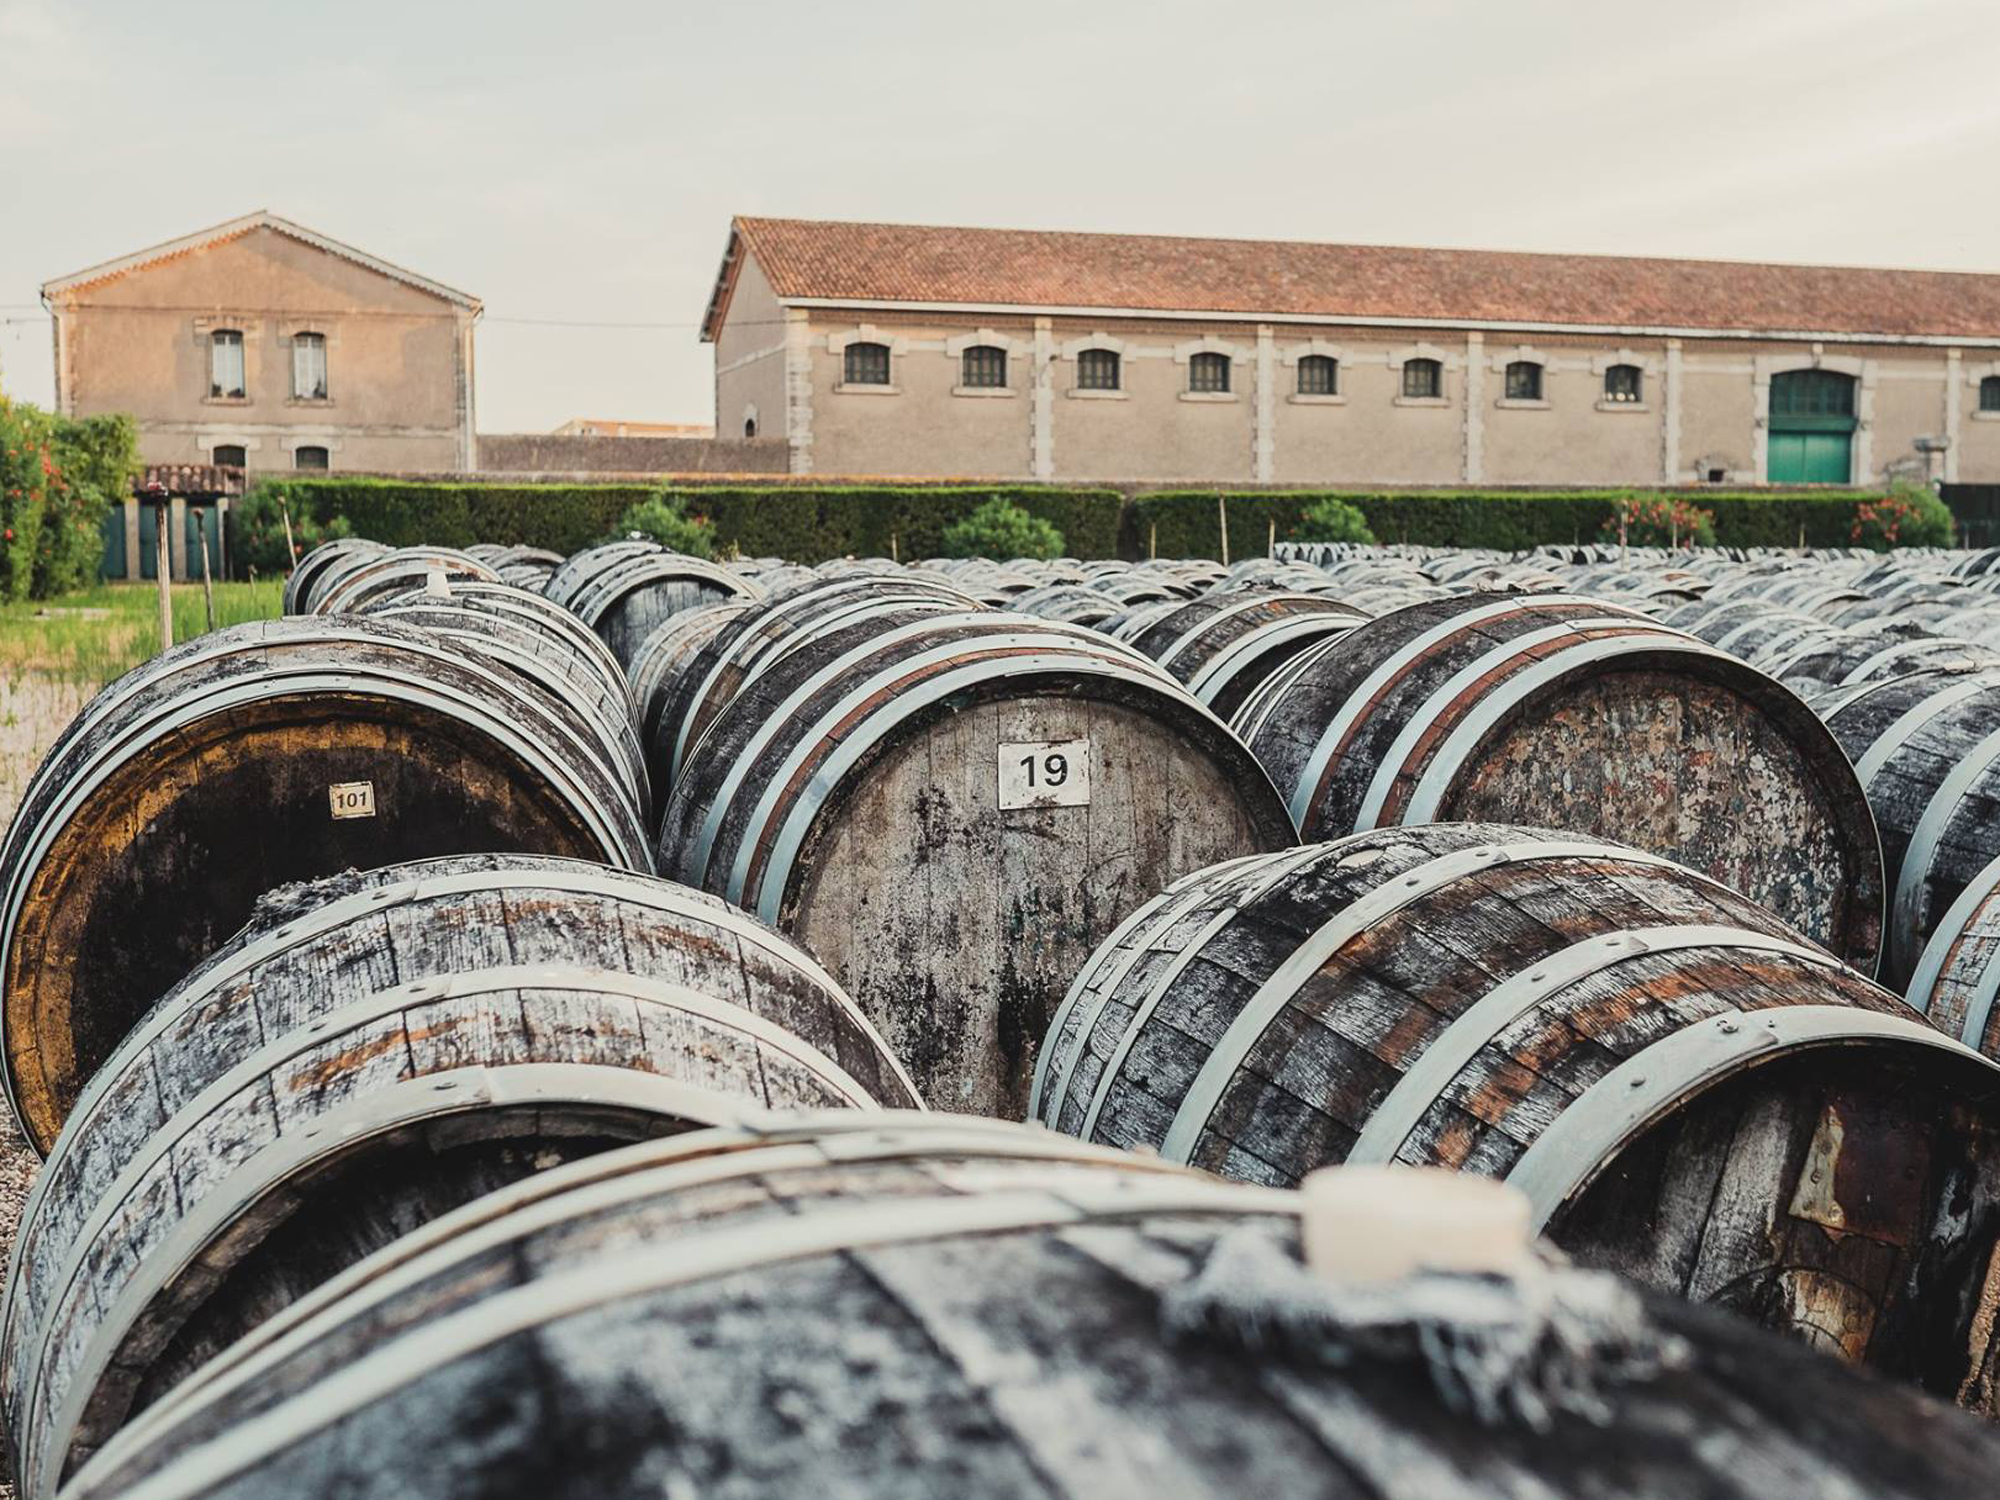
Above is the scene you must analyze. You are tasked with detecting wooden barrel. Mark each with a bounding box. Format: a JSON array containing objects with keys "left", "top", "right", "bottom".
[
  {"left": 279, "top": 537, "right": 384, "bottom": 615},
  {"left": 0, "top": 959, "right": 892, "bottom": 1498},
  {"left": 59, "top": 1115, "right": 2000, "bottom": 1500},
  {"left": 1126, "top": 589, "right": 1369, "bottom": 721},
  {"left": 360, "top": 580, "right": 649, "bottom": 820},
  {"left": 624, "top": 600, "right": 756, "bottom": 800},
  {"left": 308, "top": 547, "right": 501, "bottom": 615},
  {"left": 1822, "top": 668, "right": 2000, "bottom": 988},
  {"left": 0, "top": 618, "right": 655, "bottom": 1151},
  {"left": 649, "top": 575, "right": 981, "bottom": 789},
  {"left": 660, "top": 609, "right": 1294, "bottom": 1119},
  {"left": 1236, "top": 593, "right": 1884, "bottom": 968},
  {"left": 1006, "top": 582, "right": 1123, "bottom": 627},
  {"left": 544, "top": 542, "right": 762, "bottom": 671},
  {"left": 1908, "top": 847, "right": 2000, "bottom": 1056},
  {"left": 493, "top": 546, "right": 563, "bottom": 588},
  {"left": 1033, "top": 824, "right": 2000, "bottom": 1406}
]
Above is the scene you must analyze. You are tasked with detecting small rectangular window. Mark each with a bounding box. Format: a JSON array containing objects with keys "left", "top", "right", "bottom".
[
  {"left": 1297, "top": 355, "right": 1338, "bottom": 396},
  {"left": 1981, "top": 376, "right": 2000, "bottom": 413},
  {"left": 1189, "top": 351, "right": 1231, "bottom": 393},
  {"left": 1078, "top": 348, "right": 1121, "bottom": 391},
  {"left": 292, "top": 332, "right": 328, "bottom": 401},
  {"left": 961, "top": 345, "right": 1007, "bottom": 388},
  {"left": 1402, "top": 358, "right": 1441, "bottom": 399},
  {"left": 294, "top": 445, "right": 330, "bottom": 471},
  {"left": 1604, "top": 364, "right": 1642, "bottom": 404},
  {"left": 843, "top": 341, "right": 891, "bottom": 386},
  {"left": 209, "top": 329, "right": 245, "bottom": 399},
  {"left": 1505, "top": 361, "right": 1543, "bottom": 401},
  {"left": 212, "top": 444, "right": 247, "bottom": 467}
]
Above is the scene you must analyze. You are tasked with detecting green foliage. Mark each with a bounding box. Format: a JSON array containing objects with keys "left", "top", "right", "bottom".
[
  {"left": 1851, "top": 482, "right": 1955, "bottom": 550},
  {"left": 618, "top": 495, "right": 716, "bottom": 558},
  {"left": 1129, "top": 488, "right": 1922, "bottom": 556},
  {"left": 1294, "top": 496, "right": 1376, "bottom": 545},
  {"left": 0, "top": 397, "right": 134, "bottom": 601},
  {"left": 681, "top": 485, "right": 1118, "bottom": 562},
  {"left": 1602, "top": 493, "right": 1716, "bottom": 547},
  {"left": 940, "top": 497, "right": 1065, "bottom": 560},
  {"left": 229, "top": 486, "right": 353, "bottom": 574}
]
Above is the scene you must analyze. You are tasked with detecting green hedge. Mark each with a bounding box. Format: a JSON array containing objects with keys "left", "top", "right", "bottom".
[
  {"left": 245, "top": 477, "right": 1912, "bottom": 574},
  {"left": 1127, "top": 489, "right": 1894, "bottom": 558},
  {"left": 675, "top": 485, "right": 1122, "bottom": 563}
]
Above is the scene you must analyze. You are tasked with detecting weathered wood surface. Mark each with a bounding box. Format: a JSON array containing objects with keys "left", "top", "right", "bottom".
[
  {"left": 280, "top": 538, "right": 385, "bottom": 616},
  {"left": 0, "top": 619, "right": 655, "bottom": 1153},
  {"left": 1909, "top": 848, "right": 2000, "bottom": 1057},
  {"left": 361, "top": 582, "right": 650, "bottom": 819},
  {"left": 623, "top": 601, "right": 755, "bottom": 803},
  {"left": 1, "top": 962, "right": 882, "bottom": 1498},
  {"left": 1127, "top": 589, "right": 1368, "bottom": 721},
  {"left": 1824, "top": 669, "right": 2000, "bottom": 989},
  {"left": 647, "top": 574, "right": 980, "bottom": 790},
  {"left": 543, "top": 543, "right": 762, "bottom": 672},
  {"left": 1033, "top": 824, "right": 2000, "bottom": 1406},
  {"left": 1237, "top": 593, "right": 1884, "bottom": 968},
  {"left": 58, "top": 1116, "right": 2000, "bottom": 1500},
  {"left": 306, "top": 548, "right": 500, "bottom": 615},
  {"left": 661, "top": 611, "right": 1295, "bottom": 1119}
]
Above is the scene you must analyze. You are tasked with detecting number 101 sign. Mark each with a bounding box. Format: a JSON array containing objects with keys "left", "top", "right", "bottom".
[{"left": 998, "top": 739, "right": 1091, "bottom": 810}]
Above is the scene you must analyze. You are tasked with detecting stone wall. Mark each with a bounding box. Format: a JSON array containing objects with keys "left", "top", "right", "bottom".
[{"left": 475, "top": 433, "right": 788, "bottom": 474}]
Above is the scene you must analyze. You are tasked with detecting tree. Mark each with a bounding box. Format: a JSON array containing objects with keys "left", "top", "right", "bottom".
[
  {"left": 1293, "top": 497, "right": 1376, "bottom": 545},
  {"left": 618, "top": 494, "right": 716, "bottom": 558},
  {"left": 940, "top": 497, "right": 1064, "bottom": 560}
]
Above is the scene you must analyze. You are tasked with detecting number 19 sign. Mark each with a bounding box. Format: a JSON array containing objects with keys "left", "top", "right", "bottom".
[{"left": 998, "top": 739, "right": 1091, "bottom": 810}]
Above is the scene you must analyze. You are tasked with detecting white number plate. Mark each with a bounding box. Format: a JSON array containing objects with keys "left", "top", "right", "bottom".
[
  {"left": 999, "top": 739, "right": 1090, "bottom": 810},
  {"left": 328, "top": 780, "right": 377, "bottom": 820}
]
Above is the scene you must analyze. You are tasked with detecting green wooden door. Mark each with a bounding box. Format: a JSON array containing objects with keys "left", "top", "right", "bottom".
[{"left": 1769, "top": 430, "right": 1852, "bottom": 484}]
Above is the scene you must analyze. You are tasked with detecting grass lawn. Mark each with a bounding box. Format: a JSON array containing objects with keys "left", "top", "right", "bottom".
[{"left": 1, "top": 580, "right": 286, "bottom": 687}]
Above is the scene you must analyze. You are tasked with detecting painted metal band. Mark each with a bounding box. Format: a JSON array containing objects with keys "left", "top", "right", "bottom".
[
  {"left": 568, "top": 553, "right": 757, "bottom": 629},
  {"left": 82, "top": 1115, "right": 1180, "bottom": 1485},
  {"left": 1503, "top": 1005, "right": 1994, "bottom": 1230},
  {"left": 1905, "top": 848, "right": 2000, "bottom": 1037},
  {"left": 746, "top": 649, "right": 1213, "bottom": 921},
  {"left": 1346, "top": 925, "right": 1839, "bottom": 1166},
  {"left": 94, "top": 1180, "right": 1298, "bottom": 1500},
  {"left": 1354, "top": 618, "right": 1655, "bottom": 830},
  {"left": 1400, "top": 632, "right": 1748, "bottom": 825},
  {"left": 32, "top": 1061, "right": 788, "bottom": 1500},
  {"left": 1285, "top": 595, "right": 1611, "bottom": 829},
  {"left": 1184, "top": 613, "right": 1361, "bottom": 705},
  {"left": 1230, "top": 631, "right": 1348, "bottom": 747},
  {"left": 1077, "top": 843, "right": 1338, "bottom": 1143},
  {"left": 1850, "top": 674, "right": 1996, "bottom": 788},
  {"left": 1891, "top": 722, "right": 2000, "bottom": 980},
  {"left": 542, "top": 541, "right": 659, "bottom": 610},
  {"left": 1152, "top": 594, "right": 1287, "bottom": 670},
  {"left": 10, "top": 962, "right": 877, "bottom": 1450},
  {"left": 1156, "top": 838, "right": 1680, "bottom": 1164},
  {"left": 1028, "top": 852, "right": 1270, "bottom": 1121}
]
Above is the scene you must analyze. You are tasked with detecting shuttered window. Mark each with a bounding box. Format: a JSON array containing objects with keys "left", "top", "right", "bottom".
[
  {"left": 292, "top": 332, "right": 328, "bottom": 400},
  {"left": 209, "top": 330, "right": 245, "bottom": 399}
]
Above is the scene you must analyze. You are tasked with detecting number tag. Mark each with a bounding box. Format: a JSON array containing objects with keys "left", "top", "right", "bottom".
[
  {"left": 328, "top": 781, "right": 377, "bottom": 820},
  {"left": 998, "top": 739, "right": 1090, "bottom": 810}
]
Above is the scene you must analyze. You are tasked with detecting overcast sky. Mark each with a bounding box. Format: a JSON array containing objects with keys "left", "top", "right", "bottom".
[{"left": 4, "top": 0, "right": 1998, "bottom": 434}]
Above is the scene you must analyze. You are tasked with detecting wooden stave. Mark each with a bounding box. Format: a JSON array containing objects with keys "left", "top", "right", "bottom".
[
  {"left": 0, "top": 618, "right": 656, "bottom": 1151},
  {"left": 1127, "top": 590, "right": 1369, "bottom": 719},
  {"left": 1033, "top": 825, "right": 2000, "bottom": 1403},
  {"left": 3, "top": 962, "right": 886, "bottom": 1498},
  {"left": 623, "top": 600, "right": 757, "bottom": 799},
  {"left": 660, "top": 610, "right": 1294, "bottom": 1116},
  {"left": 1242, "top": 593, "right": 1883, "bottom": 969},
  {"left": 653, "top": 575, "right": 983, "bottom": 789},
  {"left": 359, "top": 585, "right": 650, "bottom": 820},
  {"left": 538, "top": 540, "right": 659, "bottom": 612},
  {"left": 560, "top": 551, "right": 763, "bottom": 673},
  {"left": 280, "top": 538, "right": 385, "bottom": 616},
  {"left": 1824, "top": 668, "right": 2000, "bottom": 987},
  {"left": 62, "top": 1125, "right": 2000, "bottom": 1500},
  {"left": 307, "top": 549, "right": 501, "bottom": 615}
]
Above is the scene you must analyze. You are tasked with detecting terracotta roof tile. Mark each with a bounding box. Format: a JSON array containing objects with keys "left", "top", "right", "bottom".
[{"left": 718, "top": 217, "right": 2000, "bottom": 342}]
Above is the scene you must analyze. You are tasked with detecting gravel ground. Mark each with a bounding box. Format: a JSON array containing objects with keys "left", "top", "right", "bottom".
[{"left": 0, "top": 671, "right": 87, "bottom": 1500}]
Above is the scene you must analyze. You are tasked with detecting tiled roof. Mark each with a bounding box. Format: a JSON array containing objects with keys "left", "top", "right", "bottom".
[
  {"left": 706, "top": 216, "right": 2000, "bottom": 342},
  {"left": 44, "top": 212, "right": 481, "bottom": 311}
]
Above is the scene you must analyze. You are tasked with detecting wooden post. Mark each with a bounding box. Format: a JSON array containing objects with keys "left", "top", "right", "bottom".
[
  {"left": 1268, "top": 514, "right": 1276, "bottom": 558},
  {"left": 197, "top": 508, "right": 216, "bottom": 634},
  {"left": 150, "top": 487, "right": 173, "bottom": 653},
  {"left": 278, "top": 491, "right": 298, "bottom": 572},
  {"left": 1218, "top": 495, "right": 1230, "bottom": 566},
  {"left": 1149, "top": 521, "right": 1157, "bottom": 561},
  {"left": 890, "top": 531, "right": 899, "bottom": 564}
]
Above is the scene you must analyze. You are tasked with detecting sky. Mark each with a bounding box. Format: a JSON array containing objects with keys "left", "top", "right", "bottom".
[{"left": 4, "top": 0, "right": 2000, "bottom": 434}]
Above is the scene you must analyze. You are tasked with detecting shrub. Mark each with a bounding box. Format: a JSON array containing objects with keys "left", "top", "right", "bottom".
[
  {"left": 940, "top": 497, "right": 1064, "bottom": 560},
  {"left": 0, "top": 396, "right": 132, "bottom": 601},
  {"left": 1852, "top": 482, "right": 1955, "bottom": 550},
  {"left": 618, "top": 494, "right": 715, "bottom": 558},
  {"left": 1294, "top": 496, "right": 1376, "bottom": 545},
  {"left": 230, "top": 485, "right": 353, "bottom": 574},
  {"left": 1601, "top": 493, "right": 1717, "bottom": 548}
]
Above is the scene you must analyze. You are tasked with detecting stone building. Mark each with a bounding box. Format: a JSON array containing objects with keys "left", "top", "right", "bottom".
[
  {"left": 42, "top": 212, "right": 480, "bottom": 475},
  {"left": 702, "top": 216, "right": 2000, "bottom": 486}
]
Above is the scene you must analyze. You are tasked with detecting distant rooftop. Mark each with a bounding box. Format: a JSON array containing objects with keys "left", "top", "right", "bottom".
[
  {"left": 704, "top": 215, "right": 2000, "bottom": 343},
  {"left": 552, "top": 418, "right": 714, "bottom": 438}
]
